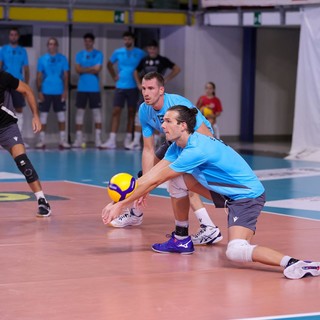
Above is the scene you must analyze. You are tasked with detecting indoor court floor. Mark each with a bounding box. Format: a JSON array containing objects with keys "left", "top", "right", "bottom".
[{"left": 1, "top": 145, "right": 320, "bottom": 320}]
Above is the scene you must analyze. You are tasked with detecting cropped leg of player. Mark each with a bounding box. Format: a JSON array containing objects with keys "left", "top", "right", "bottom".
[
  {"left": 188, "top": 191, "right": 223, "bottom": 245},
  {"left": 126, "top": 112, "right": 142, "bottom": 150},
  {"left": 185, "top": 174, "right": 320, "bottom": 279},
  {"left": 4, "top": 124, "right": 51, "bottom": 217},
  {"left": 56, "top": 111, "right": 70, "bottom": 149},
  {"left": 151, "top": 187, "right": 194, "bottom": 254}
]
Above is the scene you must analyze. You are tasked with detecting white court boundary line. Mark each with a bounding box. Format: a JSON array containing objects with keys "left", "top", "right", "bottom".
[{"left": 235, "top": 311, "right": 320, "bottom": 320}]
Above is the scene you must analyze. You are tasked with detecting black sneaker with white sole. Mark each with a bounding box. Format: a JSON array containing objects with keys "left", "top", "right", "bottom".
[{"left": 37, "top": 198, "right": 51, "bottom": 217}]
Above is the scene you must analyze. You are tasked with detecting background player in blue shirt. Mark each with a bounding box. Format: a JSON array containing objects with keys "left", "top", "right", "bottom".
[
  {"left": 101, "top": 31, "right": 146, "bottom": 150},
  {"left": 0, "top": 27, "right": 30, "bottom": 141},
  {"left": 108, "top": 72, "right": 222, "bottom": 246},
  {"left": 102, "top": 105, "right": 320, "bottom": 280},
  {"left": 36, "top": 37, "right": 70, "bottom": 149},
  {"left": 73, "top": 33, "right": 103, "bottom": 149},
  {"left": 127, "top": 39, "right": 181, "bottom": 150}
]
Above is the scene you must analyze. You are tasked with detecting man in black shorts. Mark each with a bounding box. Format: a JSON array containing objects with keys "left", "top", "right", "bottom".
[{"left": 0, "top": 70, "right": 51, "bottom": 217}]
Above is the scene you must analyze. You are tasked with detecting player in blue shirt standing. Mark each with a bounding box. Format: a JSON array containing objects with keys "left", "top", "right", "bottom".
[
  {"left": 102, "top": 105, "right": 320, "bottom": 280},
  {"left": 101, "top": 31, "right": 146, "bottom": 149},
  {"left": 72, "top": 33, "right": 103, "bottom": 148},
  {"left": 0, "top": 27, "right": 30, "bottom": 144},
  {"left": 36, "top": 37, "right": 70, "bottom": 149}
]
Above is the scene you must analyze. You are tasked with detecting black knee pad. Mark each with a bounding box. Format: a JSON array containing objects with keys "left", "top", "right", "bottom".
[{"left": 14, "top": 154, "right": 39, "bottom": 183}]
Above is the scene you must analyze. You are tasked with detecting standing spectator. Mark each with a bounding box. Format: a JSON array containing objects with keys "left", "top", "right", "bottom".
[
  {"left": 127, "top": 39, "right": 181, "bottom": 150},
  {"left": 196, "top": 82, "right": 223, "bottom": 139},
  {"left": 36, "top": 37, "right": 70, "bottom": 149},
  {"left": 72, "top": 33, "right": 103, "bottom": 148},
  {"left": 0, "top": 27, "right": 30, "bottom": 146},
  {"left": 101, "top": 31, "right": 146, "bottom": 149}
]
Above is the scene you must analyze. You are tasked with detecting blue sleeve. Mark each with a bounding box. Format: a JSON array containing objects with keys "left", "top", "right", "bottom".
[
  {"left": 97, "top": 51, "right": 103, "bottom": 65},
  {"left": 22, "top": 48, "right": 29, "bottom": 66},
  {"left": 75, "top": 52, "right": 81, "bottom": 65},
  {"left": 63, "top": 56, "right": 69, "bottom": 71},
  {"left": 164, "top": 143, "right": 178, "bottom": 163},
  {"left": 37, "top": 57, "right": 43, "bottom": 72},
  {"left": 109, "top": 49, "right": 118, "bottom": 64},
  {"left": 168, "top": 144, "right": 206, "bottom": 174},
  {"left": 139, "top": 104, "right": 154, "bottom": 138}
]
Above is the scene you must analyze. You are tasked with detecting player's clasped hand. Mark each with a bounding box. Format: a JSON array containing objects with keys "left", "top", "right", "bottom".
[{"left": 102, "top": 202, "right": 122, "bottom": 225}]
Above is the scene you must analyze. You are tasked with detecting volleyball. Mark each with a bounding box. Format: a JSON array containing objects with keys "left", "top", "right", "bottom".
[
  {"left": 202, "top": 106, "right": 214, "bottom": 118},
  {"left": 107, "top": 173, "right": 137, "bottom": 202}
]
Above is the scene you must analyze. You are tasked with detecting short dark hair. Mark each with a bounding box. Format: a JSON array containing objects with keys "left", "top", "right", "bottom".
[
  {"left": 9, "top": 27, "right": 19, "bottom": 34},
  {"left": 122, "top": 31, "right": 134, "bottom": 38},
  {"left": 143, "top": 72, "right": 164, "bottom": 87},
  {"left": 167, "top": 105, "right": 198, "bottom": 134},
  {"left": 83, "top": 33, "right": 95, "bottom": 41},
  {"left": 147, "top": 40, "right": 158, "bottom": 47}
]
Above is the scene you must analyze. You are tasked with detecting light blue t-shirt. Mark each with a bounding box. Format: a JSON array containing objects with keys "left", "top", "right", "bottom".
[
  {"left": 37, "top": 53, "right": 69, "bottom": 95},
  {"left": 109, "top": 47, "right": 146, "bottom": 89},
  {"left": 0, "top": 45, "right": 28, "bottom": 80},
  {"left": 165, "top": 132, "right": 265, "bottom": 200},
  {"left": 76, "top": 49, "right": 103, "bottom": 92},
  {"left": 139, "top": 93, "right": 213, "bottom": 137}
]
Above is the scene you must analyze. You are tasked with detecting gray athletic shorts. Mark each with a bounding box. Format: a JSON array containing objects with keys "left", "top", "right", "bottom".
[
  {"left": 11, "top": 90, "right": 26, "bottom": 108},
  {"left": 0, "top": 123, "right": 24, "bottom": 150},
  {"left": 113, "top": 88, "right": 139, "bottom": 108},
  {"left": 155, "top": 140, "right": 171, "bottom": 160},
  {"left": 76, "top": 92, "right": 101, "bottom": 109},
  {"left": 39, "top": 95, "right": 66, "bottom": 113},
  {"left": 225, "top": 193, "right": 266, "bottom": 232}
]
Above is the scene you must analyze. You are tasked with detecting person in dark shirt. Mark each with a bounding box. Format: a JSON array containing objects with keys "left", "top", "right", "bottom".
[
  {"left": 127, "top": 40, "right": 181, "bottom": 150},
  {"left": 0, "top": 70, "right": 51, "bottom": 217}
]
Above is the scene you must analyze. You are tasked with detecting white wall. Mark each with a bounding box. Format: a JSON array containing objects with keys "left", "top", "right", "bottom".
[
  {"left": 183, "top": 25, "right": 243, "bottom": 137},
  {"left": 255, "top": 28, "right": 300, "bottom": 136}
]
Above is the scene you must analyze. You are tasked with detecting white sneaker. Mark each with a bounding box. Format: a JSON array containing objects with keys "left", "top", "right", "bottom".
[
  {"left": 59, "top": 141, "right": 71, "bottom": 149},
  {"left": 124, "top": 136, "right": 132, "bottom": 149},
  {"left": 284, "top": 260, "right": 320, "bottom": 279},
  {"left": 72, "top": 139, "right": 82, "bottom": 148},
  {"left": 35, "top": 141, "right": 45, "bottom": 149},
  {"left": 191, "top": 224, "right": 223, "bottom": 245},
  {"left": 126, "top": 140, "right": 141, "bottom": 150},
  {"left": 100, "top": 139, "right": 116, "bottom": 149},
  {"left": 109, "top": 208, "right": 143, "bottom": 228}
]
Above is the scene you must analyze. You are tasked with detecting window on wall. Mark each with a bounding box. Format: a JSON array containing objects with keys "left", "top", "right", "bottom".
[{"left": 0, "top": 25, "right": 33, "bottom": 47}]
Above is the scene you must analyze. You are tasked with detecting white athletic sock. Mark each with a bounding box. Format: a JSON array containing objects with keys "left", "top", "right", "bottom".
[
  {"left": 95, "top": 129, "right": 101, "bottom": 139},
  {"left": 16, "top": 113, "right": 23, "bottom": 132},
  {"left": 280, "top": 255, "right": 292, "bottom": 268},
  {"left": 125, "top": 132, "right": 131, "bottom": 140},
  {"left": 76, "top": 130, "right": 82, "bottom": 140},
  {"left": 35, "top": 191, "right": 45, "bottom": 200},
  {"left": 133, "top": 131, "right": 141, "bottom": 143},
  {"left": 175, "top": 220, "right": 189, "bottom": 228},
  {"left": 39, "top": 131, "right": 45, "bottom": 142},
  {"left": 194, "top": 207, "right": 215, "bottom": 227},
  {"left": 59, "top": 131, "right": 66, "bottom": 142},
  {"left": 109, "top": 132, "right": 116, "bottom": 142},
  {"left": 131, "top": 206, "right": 143, "bottom": 216}
]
